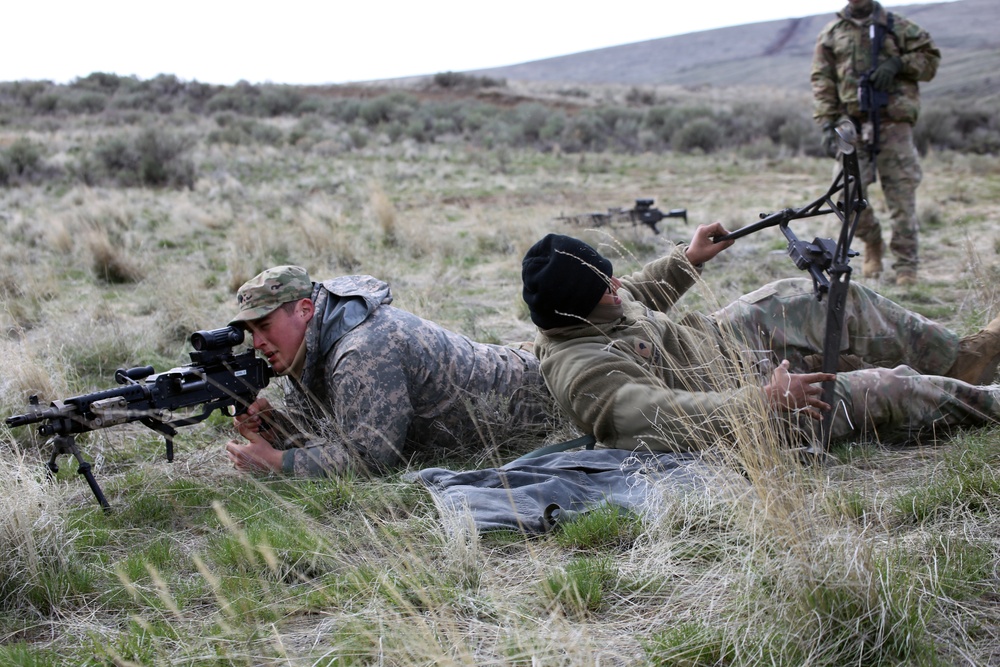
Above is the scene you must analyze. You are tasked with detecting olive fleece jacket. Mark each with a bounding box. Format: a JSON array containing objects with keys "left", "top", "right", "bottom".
[{"left": 533, "top": 245, "right": 760, "bottom": 452}]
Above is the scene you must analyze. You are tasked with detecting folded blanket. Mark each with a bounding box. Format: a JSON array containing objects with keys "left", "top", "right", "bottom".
[{"left": 410, "top": 449, "right": 719, "bottom": 534}]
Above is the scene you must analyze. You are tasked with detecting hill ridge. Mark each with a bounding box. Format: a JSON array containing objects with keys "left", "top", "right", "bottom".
[{"left": 464, "top": 0, "right": 997, "bottom": 100}]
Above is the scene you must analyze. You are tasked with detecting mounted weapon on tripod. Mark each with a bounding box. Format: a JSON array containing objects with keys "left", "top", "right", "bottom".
[{"left": 713, "top": 120, "right": 867, "bottom": 455}]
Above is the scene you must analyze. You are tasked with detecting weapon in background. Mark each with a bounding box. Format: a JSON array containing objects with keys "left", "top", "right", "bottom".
[
  {"left": 557, "top": 198, "right": 688, "bottom": 234},
  {"left": 857, "top": 15, "right": 894, "bottom": 176},
  {"left": 714, "top": 120, "right": 867, "bottom": 457},
  {"left": 5, "top": 326, "right": 272, "bottom": 510}
]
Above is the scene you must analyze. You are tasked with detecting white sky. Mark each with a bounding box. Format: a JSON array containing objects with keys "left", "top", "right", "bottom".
[{"left": 3, "top": 0, "right": 951, "bottom": 85}]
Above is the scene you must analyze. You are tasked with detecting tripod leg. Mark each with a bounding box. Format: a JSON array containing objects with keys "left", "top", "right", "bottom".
[
  {"left": 46, "top": 450, "right": 60, "bottom": 477},
  {"left": 54, "top": 435, "right": 111, "bottom": 511}
]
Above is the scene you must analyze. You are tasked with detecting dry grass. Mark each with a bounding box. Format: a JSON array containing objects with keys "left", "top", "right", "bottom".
[{"left": 1, "top": 102, "right": 1000, "bottom": 665}]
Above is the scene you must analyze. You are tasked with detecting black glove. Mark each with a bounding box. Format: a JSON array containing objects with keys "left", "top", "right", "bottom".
[
  {"left": 821, "top": 122, "right": 840, "bottom": 158},
  {"left": 871, "top": 56, "right": 901, "bottom": 91}
]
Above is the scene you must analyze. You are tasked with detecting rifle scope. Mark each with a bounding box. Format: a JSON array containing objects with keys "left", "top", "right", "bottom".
[{"left": 190, "top": 326, "right": 244, "bottom": 351}]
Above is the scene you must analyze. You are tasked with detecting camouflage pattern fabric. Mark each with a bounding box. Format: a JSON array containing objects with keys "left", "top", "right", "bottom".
[
  {"left": 836, "top": 121, "right": 922, "bottom": 272},
  {"left": 811, "top": 1, "right": 939, "bottom": 272},
  {"left": 230, "top": 265, "right": 314, "bottom": 325},
  {"left": 715, "top": 278, "right": 1000, "bottom": 439},
  {"left": 265, "top": 276, "right": 551, "bottom": 477},
  {"left": 828, "top": 366, "right": 999, "bottom": 441},
  {"left": 811, "top": 1, "right": 940, "bottom": 126}
]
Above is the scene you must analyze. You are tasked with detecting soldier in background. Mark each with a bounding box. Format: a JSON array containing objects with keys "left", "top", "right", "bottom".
[
  {"left": 224, "top": 266, "right": 549, "bottom": 477},
  {"left": 811, "top": 0, "right": 940, "bottom": 286}
]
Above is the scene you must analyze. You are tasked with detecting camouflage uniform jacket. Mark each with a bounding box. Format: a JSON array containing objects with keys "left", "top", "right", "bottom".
[
  {"left": 271, "top": 275, "right": 547, "bottom": 476},
  {"left": 533, "top": 246, "right": 758, "bottom": 453},
  {"left": 811, "top": 1, "right": 940, "bottom": 126}
]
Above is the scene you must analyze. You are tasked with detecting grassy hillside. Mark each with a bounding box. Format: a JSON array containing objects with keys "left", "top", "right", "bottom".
[
  {"left": 1, "top": 72, "right": 1000, "bottom": 664},
  {"left": 470, "top": 0, "right": 1000, "bottom": 101}
]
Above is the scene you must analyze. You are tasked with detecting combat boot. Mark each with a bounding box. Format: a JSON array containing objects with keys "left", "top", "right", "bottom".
[
  {"left": 895, "top": 269, "right": 918, "bottom": 287},
  {"left": 862, "top": 238, "right": 884, "bottom": 278},
  {"left": 946, "top": 313, "right": 1000, "bottom": 385}
]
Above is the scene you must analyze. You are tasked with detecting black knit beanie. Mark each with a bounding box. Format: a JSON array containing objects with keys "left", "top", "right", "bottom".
[{"left": 521, "top": 234, "right": 614, "bottom": 329}]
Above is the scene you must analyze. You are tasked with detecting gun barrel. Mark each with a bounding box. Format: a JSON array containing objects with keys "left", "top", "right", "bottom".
[{"left": 6, "top": 411, "right": 43, "bottom": 428}]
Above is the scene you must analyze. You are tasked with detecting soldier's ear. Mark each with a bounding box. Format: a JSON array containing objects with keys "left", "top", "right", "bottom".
[{"left": 297, "top": 298, "right": 315, "bottom": 320}]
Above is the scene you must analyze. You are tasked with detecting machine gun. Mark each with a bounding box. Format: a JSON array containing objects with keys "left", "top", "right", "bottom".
[
  {"left": 6, "top": 326, "right": 272, "bottom": 510},
  {"left": 858, "top": 14, "right": 895, "bottom": 173},
  {"left": 557, "top": 198, "right": 687, "bottom": 234},
  {"left": 714, "top": 120, "right": 867, "bottom": 455}
]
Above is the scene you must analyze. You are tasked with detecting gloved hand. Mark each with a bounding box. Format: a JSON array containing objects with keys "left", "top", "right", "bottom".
[
  {"left": 871, "top": 56, "right": 901, "bottom": 91},
  {"left": 821, "top": 121, "right": 840, "bottom": 158}
]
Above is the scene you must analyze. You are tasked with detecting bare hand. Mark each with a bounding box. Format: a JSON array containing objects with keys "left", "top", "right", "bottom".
[
  {"left": 234, "top": 397, "right": 275, "bottom": 443},
  {"left": 225, "top": 432, "right": 283, "bottom": 473},
  {"left": 762, "top": 360, "right": 835, "bottom": 420},
  {"left": 686, "top": 222, "right": 734, "bottom": 266}
]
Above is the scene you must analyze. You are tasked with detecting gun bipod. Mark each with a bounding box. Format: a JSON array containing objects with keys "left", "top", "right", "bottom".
[{"left": 46, "top": 434, "right": 111, "bottom": 511}]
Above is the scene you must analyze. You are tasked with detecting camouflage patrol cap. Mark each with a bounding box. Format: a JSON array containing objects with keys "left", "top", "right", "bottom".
[{"left": 229, "top": 265, "right": 314, "bottom": 326}]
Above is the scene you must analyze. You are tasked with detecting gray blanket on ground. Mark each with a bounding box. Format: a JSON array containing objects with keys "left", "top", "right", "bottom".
[{"left": 411, "top": 449, "right": 717, "bottom": 534}]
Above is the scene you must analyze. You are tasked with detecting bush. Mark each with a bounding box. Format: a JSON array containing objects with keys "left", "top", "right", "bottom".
[
  {"left": 208, "top": 114, "right": 285, "bottom": 146},
  {"left": 625, "top": 86, "right": 657, "bottom": 106},
  {"left": 60, "top": 91, "right": 108, "bottom": 114},
  {"left": 205, "top": 81, "right": 261, "bottom": 115},
  {"left": 643, "top": 106, "right": 713, "bottom": 146},
  {"left": 673, "top": 117, "right": 723, "bottom": 153},
  {"left": 255, "top": 85, "right": 303, "bottom": 117},
  {"left": 1, "top": 138, "right": 43, "bottom": 180},
  {"left": 71, "top": 71, "right": 127, "bottom": 93},
  {"left": 0, "top": 138, "right": 54, "bottom": 186},
  {"left": 89, "top": 128, "right": 195, "bottom": 188},
  {"left": 432, "top": 71, "right": 505, "bottom": 90},
  {"left": 777, "top": 115, "right": 815, "bottom": 154},
  {"left": 915, "top": 101, "right": 1000, "bottom": 155},
  {"left": 562, "top": 111, "right": 607, "bottom": 152},
  {"left": 358, "top": 93, "right": 417, "bottom": 127},
  {"left": 515, "top": 103, "right": 552, "bottom": 143},
  {"left": 32, "top": 93, "right": 60, "bottom": 114}
]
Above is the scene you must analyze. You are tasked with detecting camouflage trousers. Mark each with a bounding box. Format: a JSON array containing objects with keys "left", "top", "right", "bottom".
[
  {"left": 713, "top": 278, "right": 999, "bottom": 441},
  {"left": 835, "top": 120, "right": 923, "bottom": 272}
]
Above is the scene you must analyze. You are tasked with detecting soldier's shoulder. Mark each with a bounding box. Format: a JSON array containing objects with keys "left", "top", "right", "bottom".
[
  {"left": 336, "top": 305, "right": 434, "bottom": 348},
  {"left": 816, "top": 17, "right": 846, "bottom": 41},
  {"left": 887, "top": 10, "right": 927, "bottom": 33}
]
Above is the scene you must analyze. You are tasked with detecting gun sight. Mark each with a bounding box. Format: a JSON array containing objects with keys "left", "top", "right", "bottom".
[{"left": 191, "top": 325, "right": 244, "bottom": 351}]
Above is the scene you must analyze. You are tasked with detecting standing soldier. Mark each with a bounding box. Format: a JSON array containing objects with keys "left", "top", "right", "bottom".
[{"left": 811, "top": 0, "right": 940, "bottom": 286}]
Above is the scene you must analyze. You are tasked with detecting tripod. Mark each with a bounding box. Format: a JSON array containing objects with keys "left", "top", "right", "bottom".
[{"left": 46, "top": 434, "right": 110, "bottom": 511}]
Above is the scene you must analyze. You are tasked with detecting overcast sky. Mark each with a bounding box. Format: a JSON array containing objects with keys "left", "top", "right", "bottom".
[{"left": 3, "top": 0, "right": 952, "bottom": 85}]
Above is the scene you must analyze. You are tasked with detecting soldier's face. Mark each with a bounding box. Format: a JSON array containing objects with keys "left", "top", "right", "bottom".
[
  {"left": 597, "top": 276, "right": 622, "bottom": 306},
  {"left": 847, "top": 0, "right": 873, "bottom": 9},
  {"left": 247, "top": 299, "right": 313, "bottom": 375}
]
